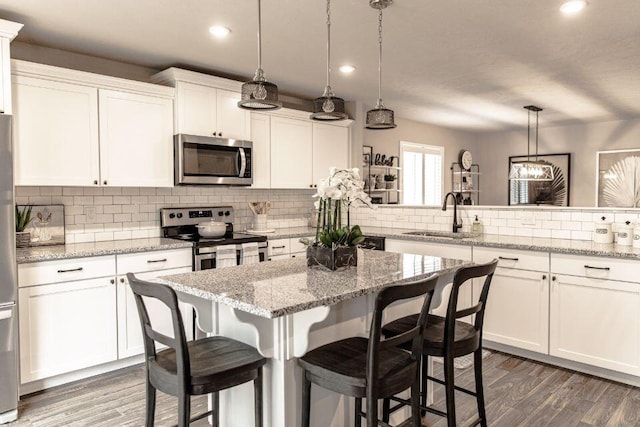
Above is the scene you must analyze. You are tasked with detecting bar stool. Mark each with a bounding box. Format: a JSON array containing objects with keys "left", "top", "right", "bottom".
[
  {"left": 127, "top": 273, "right": 266, "bottom": 427},
  {"left": 382, "top": 260, "right": 498, "bottom": 427},
  {"left": 298, "top": 274, "right": 440, "bottom": 427}
]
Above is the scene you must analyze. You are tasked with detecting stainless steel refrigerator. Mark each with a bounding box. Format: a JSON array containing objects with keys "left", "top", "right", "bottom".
[{"left": 0, "top": 114, "right": 18, "bottom": 424}]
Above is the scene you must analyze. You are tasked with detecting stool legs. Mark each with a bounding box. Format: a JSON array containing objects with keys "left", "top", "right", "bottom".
[
  {"left": 411, "top": 372, "right": 421, "bottom": 427},
  {"left": 355, "top": 398, "right": 362, "bottom": 427},
  {"left": 145, "top": 378, "right": 156, "bottom": 427},
  {"left": 443, "top": 356, "right": 456, "bottom": 427},
  {"left": 178, "top": 392, "right": 190, "bottom": 427},
  {"left": 301, "top": 374, "right": 311, "bottom": 427},
  {"left": 254, "top": 368, "right": 264, "bottom": 427},
  {"left": 474, "top": 349, "right": 487, "bottom": 427}
]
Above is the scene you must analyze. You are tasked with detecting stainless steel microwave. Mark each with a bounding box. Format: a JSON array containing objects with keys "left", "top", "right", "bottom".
[{"left": 174, "top": 134, "right": 253, "bottom": 185}]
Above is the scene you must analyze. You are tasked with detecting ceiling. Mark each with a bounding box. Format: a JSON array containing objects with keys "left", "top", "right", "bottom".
[{"left": 1, "top": 0, "right": 639, "bottom": 131}]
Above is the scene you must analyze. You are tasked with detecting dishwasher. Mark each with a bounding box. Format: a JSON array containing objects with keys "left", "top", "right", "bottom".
[{"left": 360, "top": 235, "right": 386, "bottom": 251}]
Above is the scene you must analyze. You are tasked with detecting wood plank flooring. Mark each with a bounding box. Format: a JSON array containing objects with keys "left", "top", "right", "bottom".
[{"left": 8, "top": 351, "right": 640, "bottom": 426}]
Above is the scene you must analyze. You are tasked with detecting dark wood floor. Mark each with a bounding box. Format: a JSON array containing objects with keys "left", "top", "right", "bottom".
[{"left": 8, "top": 351, "right": 640, "bottom": 426}]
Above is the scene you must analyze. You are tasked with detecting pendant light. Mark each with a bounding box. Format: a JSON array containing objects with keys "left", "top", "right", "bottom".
[
  {"left": 310, "top": 0, "right": 348, "bottom": 121},
  {"left": 365, "top": 0, "right": 396, "bottom": 130},
  {"left": 509, "top": 105, "right": 554, "bottom": 181},
  {"left": 238, "top": 0, "right": 282, "bottom": 110}
]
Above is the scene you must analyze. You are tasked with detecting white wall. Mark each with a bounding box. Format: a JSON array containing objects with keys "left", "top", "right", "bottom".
[{"left": 475, "top": 118, "right": 640, "bottom": 207}]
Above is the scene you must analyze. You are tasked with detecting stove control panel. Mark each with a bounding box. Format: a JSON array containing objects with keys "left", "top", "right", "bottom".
[{"left": 161, "top": 206, "right": 234, "bottom": 227}]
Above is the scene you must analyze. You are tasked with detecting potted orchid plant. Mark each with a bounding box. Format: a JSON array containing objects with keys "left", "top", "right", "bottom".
[{"left": 302, "top": 167, "right": 374, "bottom": 270}]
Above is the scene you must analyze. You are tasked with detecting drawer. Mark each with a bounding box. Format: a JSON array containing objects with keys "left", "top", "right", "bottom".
[
  {"left": 550, "top": 253, "right": 640, "bottom": 283},
  {"left": 268, "top": 254, "right": 290, "bottom": 262},
  {"left": 116, "top": 249, "right": 192, "bottom": 274},
  {"left": 268, "top": 239, "right": 290, "bottom": 256},
  {"left": 474, "top": 246, "right": 549, "bottom": 272},
  {"left": 18, "top": 255, "right": 116, "bottom": 287},
  {"left": 289, "top": 236, "right": 313, "bottom": 254}
]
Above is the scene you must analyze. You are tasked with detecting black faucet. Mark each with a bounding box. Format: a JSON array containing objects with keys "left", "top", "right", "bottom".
[{"left": 442, "top": 192, "right": 462, "bottom": 233}]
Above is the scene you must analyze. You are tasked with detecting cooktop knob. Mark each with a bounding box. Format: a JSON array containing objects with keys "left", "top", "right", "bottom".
[
  {"left": 218, "top": 211, "right": 224, "bottom": 216},
  {"left": 224, "top": 211, "right": 230, "bottom": 216},
  {"left": 169, "top": 213, "right": 176, "bottom": 219},
  {"left": 176, "top": 213, "right": 183, "bottom": 218}
]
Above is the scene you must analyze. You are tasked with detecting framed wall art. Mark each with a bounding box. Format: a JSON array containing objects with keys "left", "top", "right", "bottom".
[
  {"left": 17, "top": 204, "right": 65, "bottom": 246},
  {"left": 597, "top": 149, "right": 640, "bottom": 207},
  {"left": 508, "top": 153, "right": 571, "bottom": 206}
]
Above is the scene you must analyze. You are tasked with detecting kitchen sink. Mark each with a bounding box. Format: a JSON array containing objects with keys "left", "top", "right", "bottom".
[{"left": 403, "top": 230, "right": 478, "bottom": 239}]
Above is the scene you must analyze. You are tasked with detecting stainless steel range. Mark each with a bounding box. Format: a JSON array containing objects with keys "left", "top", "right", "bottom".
[{"left": 160, "top": 206, "right": 268, "bottom": 271}]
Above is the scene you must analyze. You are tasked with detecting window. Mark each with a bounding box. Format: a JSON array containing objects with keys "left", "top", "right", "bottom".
[{"left": 400, "top": 142, "right": 444, "bottom": 205}]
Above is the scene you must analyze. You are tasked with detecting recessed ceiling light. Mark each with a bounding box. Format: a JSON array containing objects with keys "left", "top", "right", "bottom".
[
  {"left": 209, "top": 25, "right": 231, "bottom": 38},
  {"left": 339, "top": 65, "right": 356, "bottom": 74},
  {"left": 560, "top": 0, "right": 588, "bottom": 16}
]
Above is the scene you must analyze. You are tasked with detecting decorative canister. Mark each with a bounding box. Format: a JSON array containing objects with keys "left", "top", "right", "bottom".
[
  {"left": 633, "top": 223, "right": 640, "bottom": 249},
  {"left": 593, "top": 216, "right": 613, "bottom": 244},
  {"left": 617, "top": 221, "right": 633, "bottom": 246}
]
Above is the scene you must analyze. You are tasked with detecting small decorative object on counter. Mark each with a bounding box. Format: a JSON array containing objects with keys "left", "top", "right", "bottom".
[
  {"left": 617, "top": 221, "right": 633, "bottom": 246},
  {"left": 248, "top": 201, "right": 271, "bottom": 231},
  {"left": 593, "top": 216, "right": 614, "bottom": 244},
  {"left": 633, "top": 223, "right": 640, "bottom": 249},
  {"left": 15, "top": 205, "right": 32, "bottom": 248},
  {"left": 302, "top": 167, "right": 375, "bottom": 270},
  {"left": 472, "top": 215, "right": 483, "bottom": 235},
  {"left": 384, "top": 174, "right": 396, "bottom": 189}
]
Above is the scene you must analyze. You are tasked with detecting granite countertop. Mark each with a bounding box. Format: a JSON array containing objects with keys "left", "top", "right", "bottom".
[
  {"left": 360, "top": 227, "right": 640, "bottom": 260},
  {"left": 16, "top": 238, "right": 193, "bottom": 264},
  {"left": 156, "top": 250, "right": 470, "bottom": 318}
]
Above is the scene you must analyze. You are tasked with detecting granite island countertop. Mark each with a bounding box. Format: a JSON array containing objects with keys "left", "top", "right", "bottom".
[
  {"left": 16, "top": 238, "right": 193, "bottom": 264},
  {"left": 156, "top": 249, "right": 470, "bottom": 318}
]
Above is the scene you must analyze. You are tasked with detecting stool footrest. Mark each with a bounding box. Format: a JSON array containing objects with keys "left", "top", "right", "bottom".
[{"left": 425, "top": 375, "right": 478, "bottom": 397}]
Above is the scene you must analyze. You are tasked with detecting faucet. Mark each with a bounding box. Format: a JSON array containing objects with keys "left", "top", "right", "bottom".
[{"left": 442, "top": 192, "right": 462, "bottom": 233}]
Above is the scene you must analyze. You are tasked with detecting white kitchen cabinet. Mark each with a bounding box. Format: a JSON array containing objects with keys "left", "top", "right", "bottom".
[
  {"left": 0, "top": 19, "right": 22, "bottom": 113},
  {"left": 19, "top": 277, "right": 118, "bottom": 383},
  {"left": 312, "top": 123, "right": 350, "bottom": 183},
  {"left": 154, "top": 71, "right": 249, "bottom": 140},
  {"left": 473, "top": 247, "right": 550, "bottom": 354},
  {"left": 250, "top": 113, "right": 271, "bottom": 189},
  {"left": 98, "top": 89, "right": 173, "bottom": 187},
  {"left": 385, "top": 239, "right": 473, "bottom": 316},
  {"left": 270, "top": 116, "right": 313, "bottom": 189},
  {"left": 550, "top": 272, "right": 640, "bottom": 376},
  {"left": 12, "top": 76, "right": 100, "bottom": 186},
  {"left": 12, "top": 60, "right": 175, "bottom": 187}
]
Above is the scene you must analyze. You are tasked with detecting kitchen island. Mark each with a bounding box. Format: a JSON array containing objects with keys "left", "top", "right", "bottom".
[{"left": 157, "top": 249, "right": 471, "bottom": 427}]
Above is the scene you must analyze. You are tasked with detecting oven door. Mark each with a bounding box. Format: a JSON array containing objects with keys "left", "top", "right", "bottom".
[
  {"left": 194, "top": 245, "right": 267, "bottom": 271},
  {"left": 175, "top": 134, "right": 253, "bottom": 186}
]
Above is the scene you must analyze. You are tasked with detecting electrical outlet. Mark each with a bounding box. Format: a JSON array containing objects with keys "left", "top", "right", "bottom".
[
  {"left": 86, "top": 206, "right": 97, "bottom": 222},
  {"left": 521, "top": 213, "right": 535, "bottom": 226}
]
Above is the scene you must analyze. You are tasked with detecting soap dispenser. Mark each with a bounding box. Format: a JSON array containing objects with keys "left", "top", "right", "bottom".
[{"left": 472, "top": 215, "right": 483, "bottom": 234}]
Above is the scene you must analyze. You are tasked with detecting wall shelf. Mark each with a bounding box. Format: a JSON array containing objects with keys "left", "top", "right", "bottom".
[{"left": 451, "top": 162, "right": 480, "bottom": 205}]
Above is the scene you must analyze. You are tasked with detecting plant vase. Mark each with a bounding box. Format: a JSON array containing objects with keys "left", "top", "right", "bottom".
[
  {"left": 306, "top": 245, "right": 357, "bottom": 271},
  {"left": 16, "top": 231, "right": 30, "bottom": 248},
  {"left": 385, "top": 180, "right": 396, "bottom": 189}
]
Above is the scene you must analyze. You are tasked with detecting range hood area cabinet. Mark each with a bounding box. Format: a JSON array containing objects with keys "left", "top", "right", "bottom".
[
  {"left": 11, "top": 60, "right": 174, "bottom": 187},
  {"left": 151, "top": 69, "right": 250, "bottom": 141},
  {"left": 251, "top": 113, "right": 351, "bottom": 189}
]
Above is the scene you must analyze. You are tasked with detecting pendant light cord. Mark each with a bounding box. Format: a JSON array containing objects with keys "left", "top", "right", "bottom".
[
  {"left": 326, "top": 0, "right": 331, "bottom": 90},
  {"left": 535, "top": 110, "right": 539, "bottom": 161},
  {"left": 527, "top": 109, "right": 531, "bottom": 160},
  {"left": 254, "top": 0, "right": 265, "bottom": 80},
  {"left": 377, "top": 8, "right": 384, "bottom": 108}
]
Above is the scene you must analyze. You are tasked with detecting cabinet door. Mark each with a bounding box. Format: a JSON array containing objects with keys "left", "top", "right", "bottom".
[
  {"left": 19, "top": 278, "right": 117, "bottom": 383},
  {"left": 385, "top": 239, "right": 473, "bottom": 316},
  {"left": 175, "top": 81, "right": 217, "bottom": 136},
  {"left": 216, "top": 89, "right": 249, "bottom": 140},
  {"left": 270, "top": 117, "right": 313, "bottom": 189},
  {"left": 474, "top": 267, "right": 549, "bottom": 353},
  {"left": 312, "top": 123, "right": 349, "bottom": 184},
  {"left": 0, "top": 37, "right": 9, "bottom": 113},
  {"left": 250, "top": 113, "right": 271, "bottom": 188},
  {"left": 550, "top": 274, "right": 640, "bottom": 375},
  {"left": 98, "top": 89, "right": 173, "bottom": 187},
  {"left": 12, "top": 76, "right": 100, "bottom": 186},
  {"left": 117, "top": 268, "right": 193, "bottom": 359}
]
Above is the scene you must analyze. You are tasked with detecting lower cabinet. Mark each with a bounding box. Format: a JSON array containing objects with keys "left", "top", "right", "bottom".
[
  {"left": 550, "top": 273, "right": 640, "bottom": 375},
  {"left": 19, "top": 277, "right": 118, "bottom": 383}
]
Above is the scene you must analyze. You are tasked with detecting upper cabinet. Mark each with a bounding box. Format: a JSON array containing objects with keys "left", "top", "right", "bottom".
[
  {"left": 152, "top": 69, "right": 250, "bottom": 140},
  {"left": 12, "top": 60, "right": 175, "bottom": 187},
  {"left": 0, "top": 19, "right": 22, "bottom": 114},
  {"left": 270, "top": 116, "right": 313, "bottom": 189},
  {"left": 312, "top": 123, "right": 350, "bottom": 185}
]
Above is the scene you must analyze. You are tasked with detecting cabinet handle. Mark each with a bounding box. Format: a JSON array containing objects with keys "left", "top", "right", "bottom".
[
  {"left": 498, "top": 256, "right": 519, "bottom": 261},
  {"left": 147, "top": 258, "right": 168, "bottom": 263},
  {"left": 552, "top": 276, "right": 557, "bottom": 281},
  {"left": 110, "top": 279, "right": 115, "bottom": 284},
  {"left": 103, "top": 180, "right": 108, "bottom": 185},
  {"left": 120, "top": 278, "right": 125, "bottom": 283},
  {"left": 542, "top": 275, "right": 547, "bottom": 280},
  {"left": 584, "top": 265, "right": 610, "bottom": 271},
  {"left": 219, "top": 132, "right": 222, "bottom": 137},
  {"left": 272, "top": 245, "right": 286, "bottom": 249},
  {"left": 93, "top": 180, "right": 98, "bottom": 185},
  {"left": 57, "top": 267, "right": 83, "bottom": 273},
  {"left": 309, "top": 184, "right": 313, "bottom": 188}
]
